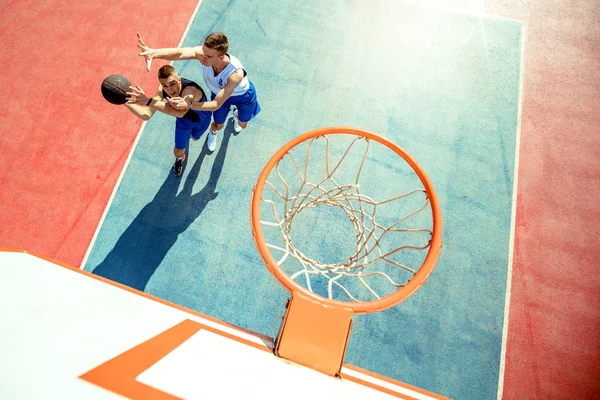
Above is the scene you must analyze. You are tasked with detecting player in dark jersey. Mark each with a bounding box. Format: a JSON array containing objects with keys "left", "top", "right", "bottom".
[
  {"left": 125, "top": 65, "right": 212, "bottom": 176},
  {"left": 136, "top": 32, "right": 261, "bottom": 152}
]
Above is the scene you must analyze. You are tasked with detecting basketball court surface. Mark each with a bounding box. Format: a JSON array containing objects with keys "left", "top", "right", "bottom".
[
  {"left": 0, "top": 0, "right": 598, "bottom": 399},
  {"left": 83, "top": 2, "right": 522, "bottom": 398}
]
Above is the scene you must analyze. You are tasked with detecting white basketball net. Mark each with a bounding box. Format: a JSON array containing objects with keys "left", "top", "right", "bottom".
[{"left": 258, "top": 135, "right": 435, "bottom": 302}]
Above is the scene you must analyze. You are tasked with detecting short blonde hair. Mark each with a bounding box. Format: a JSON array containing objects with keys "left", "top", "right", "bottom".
[{"left": 204, "top": 32, "right": 229, "bottom": 55}]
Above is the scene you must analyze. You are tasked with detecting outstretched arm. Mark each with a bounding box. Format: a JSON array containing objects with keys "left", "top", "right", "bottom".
[
  {"left": 167, "top": 69, "right": 244, "bottom": 112},
  {"left": 127, "top": 85, "right": 200, "bottom": 119},
  {"left": 137, "top": 33, "right": 203, "bottom": 71},
  {"left": 125, "top": 86, "right": 162, "bottom": 121}
]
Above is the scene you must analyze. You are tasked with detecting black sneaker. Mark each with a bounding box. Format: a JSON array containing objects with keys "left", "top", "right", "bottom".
[{"left": 173, "top": 154, "right": 186, "bottom": 176}]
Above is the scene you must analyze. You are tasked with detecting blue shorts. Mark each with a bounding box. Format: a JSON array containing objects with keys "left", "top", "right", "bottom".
[
  {"left": 174, "top": 109, "right": 211, "bottom": 150},
  {"left": 211, "top": 81, "right": 261, "bottom": 125}
]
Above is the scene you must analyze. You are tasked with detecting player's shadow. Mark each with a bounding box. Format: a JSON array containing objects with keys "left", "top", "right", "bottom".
[{"left": 92, "top": 125, "right": 235, "bottom": 292}]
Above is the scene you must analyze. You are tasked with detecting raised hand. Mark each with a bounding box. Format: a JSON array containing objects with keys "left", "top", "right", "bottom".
[
  {"left": 137, "top": 33, "right": 154, "bottom": 72},
  {"left": 126, "top": 85, "right": 149, "bottom": 105}
]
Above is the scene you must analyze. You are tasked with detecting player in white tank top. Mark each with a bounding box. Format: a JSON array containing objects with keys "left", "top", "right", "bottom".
[
  {"left": 137, "top": 32, "right": 261, "bottom": 152},
  {"left": 202, "top": 54, "right": 250, "bottom": 97}
]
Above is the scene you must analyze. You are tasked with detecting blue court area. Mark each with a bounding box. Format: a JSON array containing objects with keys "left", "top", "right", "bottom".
[{"left": 84, "top": 1, "right": 522, "bottom": 398}]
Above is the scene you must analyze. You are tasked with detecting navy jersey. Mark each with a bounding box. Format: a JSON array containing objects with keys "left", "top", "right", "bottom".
[
  {"left": 163, "top": 77, "right": 207, "bottom": 102},
  {"left": 163, "top": 78, "right": 209, "bottom": 123}
]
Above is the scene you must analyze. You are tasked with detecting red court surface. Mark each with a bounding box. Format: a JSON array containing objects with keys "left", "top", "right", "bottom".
[
  {"left": 0, "top": 1, "right": 598, "bottom": 399},
  {"left": 0, "top": 0, "right": 199, "bottom": 265},
  {"left": 487, "top": 1, "right": 600, "bottom": 398}
]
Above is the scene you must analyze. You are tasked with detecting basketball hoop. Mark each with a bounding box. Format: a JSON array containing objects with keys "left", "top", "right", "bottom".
[{"left": 251, "top": 127, "right": 442, "bottom": 375}]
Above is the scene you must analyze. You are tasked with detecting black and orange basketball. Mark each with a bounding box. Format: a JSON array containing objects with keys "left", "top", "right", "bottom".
[{"left": 101, "top": 74, "right": 130, "bottom": 105}]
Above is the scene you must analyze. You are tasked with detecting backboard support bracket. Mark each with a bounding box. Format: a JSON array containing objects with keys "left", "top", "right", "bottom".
[{"left": 274, "top": 290, "right": 353, "bottom": 376}]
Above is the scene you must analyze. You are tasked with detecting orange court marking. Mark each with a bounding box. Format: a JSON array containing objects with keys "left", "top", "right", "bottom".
[
  {"left": 79, "top": 318, "right": 272, "bottom": 399},
  {"left": 79, "top": 320, "right": 199, "bottom": 399},
  {"left": 79, "top": 316, "right": 448, "bottom": 400}
]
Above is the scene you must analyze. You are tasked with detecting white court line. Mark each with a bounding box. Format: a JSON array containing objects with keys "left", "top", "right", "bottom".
[
  {"left": 81, "top": 0, "right": 205, "bottom": 269},
  {"left": 341, "top": 367, "right": 445, "bottom": 400},
  {"left": 497, "top": 21, "right": 527, "bottom": 400},
  {"left": 390, "top": 2, "right": 527, "bottom": 396}
]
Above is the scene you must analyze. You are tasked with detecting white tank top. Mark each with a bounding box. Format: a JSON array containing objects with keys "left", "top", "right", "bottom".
[{"left": 202, "top": 54, "right": 250, "bottom": 96}]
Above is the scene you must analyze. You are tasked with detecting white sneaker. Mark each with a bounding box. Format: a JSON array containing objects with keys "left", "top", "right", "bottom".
[
  {"left": 206, "top": 129, "right": 218, "bottom": 152},
  {"left": 233, "top": 108, "right": 243, "bottom": 133}
]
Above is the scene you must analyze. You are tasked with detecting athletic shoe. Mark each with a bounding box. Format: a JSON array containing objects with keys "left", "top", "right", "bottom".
[
  {"left": 207, "top": 129, "right": 218, "bottom": 152},
  {"left": 173, "top": 154, "right": 186, "bottom": 177},
  {"left": 233, "top": 107, "right": 243, "bottom": 133}
]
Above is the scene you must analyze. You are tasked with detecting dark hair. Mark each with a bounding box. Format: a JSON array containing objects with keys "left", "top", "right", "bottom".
[
  {"left": 204, "top": 32, "right": 229, "bottom": 55},
  {"left": 158, "top": 65, "right": 177, "bottom": 79}
]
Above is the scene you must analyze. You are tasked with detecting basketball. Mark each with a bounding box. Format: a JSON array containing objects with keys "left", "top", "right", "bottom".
[{"left": 101, "top": 74, "right": 130, "bottom": 105}]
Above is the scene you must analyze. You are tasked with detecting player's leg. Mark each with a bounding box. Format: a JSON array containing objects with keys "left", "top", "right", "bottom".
[
  {"left": 232, "top": 107, "right": 246, "bottom": 132},
  {"left": 191, "top": 110, "right": 212, "bottom": 142},
  {"left": 173, "top": 119, "right": 192, "bottom": 176},
  {"left": 172, "top": 147, "right": 186, "bottom": 177},
  {"left": 206, "top": 95, "right": 231, "bottom": 152},
  {"left": 210, "top": 120, "right": 226, "bottom": 133},
  {"left": 232, "top": 82, "right": 261, "bottom": 132}
]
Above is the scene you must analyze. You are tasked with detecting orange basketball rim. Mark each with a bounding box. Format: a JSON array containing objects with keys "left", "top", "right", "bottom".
[{"left": 251, "top": 126, "right": 443, "bottom": 314}]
